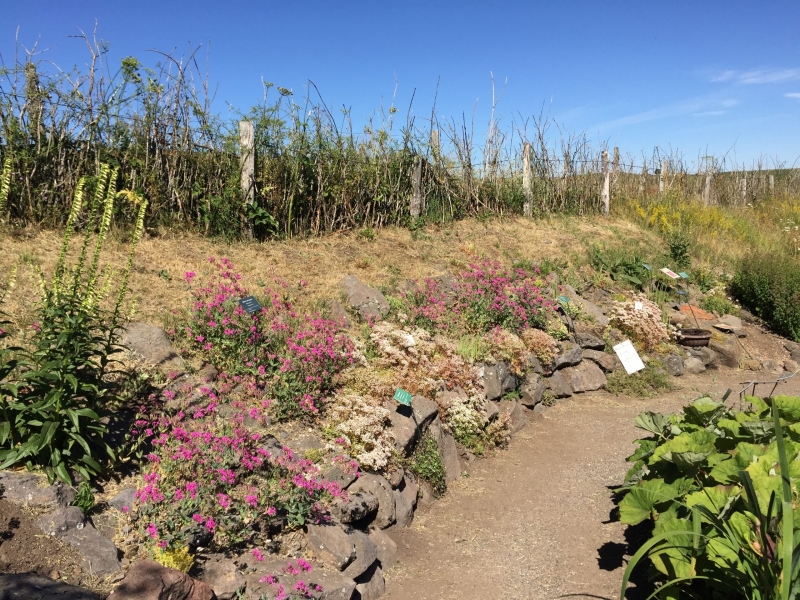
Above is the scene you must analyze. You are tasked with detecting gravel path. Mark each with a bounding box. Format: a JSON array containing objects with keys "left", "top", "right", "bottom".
[{"left": 382, "top": 371, "right": 800, "bottom": 600}]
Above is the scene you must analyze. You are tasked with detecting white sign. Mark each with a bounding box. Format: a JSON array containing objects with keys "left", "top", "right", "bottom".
[
  {"left": 613, "top": 340, "right": 646, "bottom": 374},
  {"left": 634, "top": 301, "right": 643, "bottom": 311},
  {"left": 660, "top": 268, "right": 680, "bottom": 279}
]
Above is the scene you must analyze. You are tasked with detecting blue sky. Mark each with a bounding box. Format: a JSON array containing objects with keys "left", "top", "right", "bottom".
[{"left": 4, "top": 1, "right": 799, "bottom": 167}]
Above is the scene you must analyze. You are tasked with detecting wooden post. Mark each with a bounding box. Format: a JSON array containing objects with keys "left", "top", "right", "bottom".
[
  {"left": 239, "top": 120, "right": 255, "bottom": 238},
  {"left": 430, "top": 129, "right": 440, "bottom": 163},
  {"left": 703, "top": 171, "right": 712, "bottom": 206},
  {"left": 523, "top": 142, "right": 532, "bottom": 217},
  {"left": 659, "top": 160, "right": 668, "bottom": 196},
  {"left": 740, "top": 177, "right": 747, "bottom": 204},
  {"left": 601, "top": 150, "right": 610, "bottom": 216},
  {"left": 410, "top": 156, "right": 422, "bottom": 218},
  {"left": 770, "top": 174, "right": 775, "bottom": 196},
  {"left": 638, "top": 164, "right": 646, "bottom": 197},
  {"left": 612, "top": 146, "right": 620, "bottom": 185}
]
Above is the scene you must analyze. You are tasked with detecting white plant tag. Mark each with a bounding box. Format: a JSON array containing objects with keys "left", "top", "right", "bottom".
[
  {"left": 613, "top": 340, "right": 646, "bottom": 374},
  {"left": 634, "top": 301, "right": 643, "bottom": 311}
]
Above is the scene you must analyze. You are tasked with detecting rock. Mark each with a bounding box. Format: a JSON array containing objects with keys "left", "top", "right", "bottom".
[
  {"left": 322, "top": 466, "right": 358, "bottom": 490},
  {"left": 197, "top": 554, "right": 246, "bottom": 600},
  {"left": 527, "top": 353, "right": 545, "bottom": 375},
  {"left": 428, "top": 417, "right": 461, "bottom": 483},
  {"left": 342, "top": 531, "right": 378, "bottom": 579},
  {"left": 719, "top": 314, "right": 743, "bottom": 330},
  {"left": 368, "top": 529, "right": 397, "bottom": 569},
  {"left": 742, "top": 359, "right": 762, "bottom": 371},
  {"left": 498, "top": 399, "right": 527, "bottom": 433},
  {"left": 561, "top": 284, "right": 609, "bottom": 326},
  {"left": 36, "top": 506, "right": 85, "bottom": 537},
  {"left": 411, "top": 396, "right": 439, "bottom": 429},
  {"left": 684, "top": 356, "right": 706, "bottom": 374},
  {"left": 607, "top": 328, "right": 625, "bottom": 346},
  {"left": 761, "top": 359, "right": 780, "bottom": 373},
  {"left": 0, "top": 573, "right": 101, "bottom": 600},
  {"left": 484, "top": 400, "right": 499, "bottom": 421},
  {"left": 354, "top": 563, "right": 385, "bottom": 600},
  {"left": 791, "top": 349, "right": 800, "bottom": 364},
  {"left": 739, "top": 308, "right": 755, "bottom": 322},
  {"left": 305, "top": 524, "right": 356, "bottom": 570},
  {"left": 398, "top": 475, "right": 419, "bottom": 509},
  {"left": 553, "top": 346, "right": 582, "bottom": 370},
  {"left": 663, "top": 354, "right": 684, "bottom": 377},
  {"left": 163, "top": 373, "right": 217, "bottom": 411},
  {"left": 61, "top": 524, "right": 122, "bottom": 577},
  {"left": 329, "top": 299, "right": 352, "bottom": 329},
  {"left": 581, "top": 349, "right": 623, "bottom": 372},
  {"left": 785, "top": 340, "right": 799, "bottom": 353},
  {"left": 785, "top": 359, "right": 799, "bottom": 373},
  {"left": 348, "top": 475, "right": 395, "bottom": 529},
  {"left": 339, "top": 275, "right": 390, "bottom": 321},
  {"left": 431, "top": 273, "right": 460, "bottom": 306},
  {"left": 331, "top": 493, "right": 379, "bottom": 525},
  {"left": 108, "top": 560, "right": 213, "bottom": 600},
  {"left": 561, "top": 361, "right": 607, "bottom": 393},
  {"left": 243, "top": 557, "right": 355, "bottom": 600},
  {"left": 545, "top": 370, "right": 573, "bottom": 398},
  {"left": 483, "top": 362, "right": 516, "bottom": 400},
  {"left": 709, "top": 336, "right": 742, "bottom": 368},
  {"left": 118, "top": 321, "right": 183, "bottom": 371},
  {"left": 519, "top": 373, "right": 546, "bottom": 408},
  {"left": 533, "top": 404, "right": 548, "bottom": 413},
  {"left": 393, "top": 490, "right": 414, "bottom": 527},
  {"left": 687, "top": 346, "right": 718, "bottom": 367},
  {"left": 386, "top": 467, "right": 404, "bottom": 489},
  {"left": 670, "top": 312, "right": 688, "bottom": 326},
  {"left": 0, "top": 471, "right": 76, "bottom": 508},
  {"left": 577, "top": 334, "right": 605, "bottom": 351},
  {"left": 387, "top": 408, "right": 417, "bottom": 455},
  {"left": 108, "top": 488, "right": 136, "bottom": 513}
]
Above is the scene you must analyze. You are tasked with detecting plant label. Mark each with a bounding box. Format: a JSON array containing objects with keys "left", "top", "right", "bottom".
[
  {"left": 678, "top": 271, "right": 689, "bottom": 279},
  {"left": 557, "top": 295, "right": 571, "bottom": 304},
  {"left": 613, "top": 340, "right": 646, "bottom": 374},
  {"left": 239, "top": 296, "right": 263, "bottom": 314},
  {"left": 394, "top": 388, "right": 412, "bottom": 406},
  {"left": 642, "top": 263, "right": 652, "bottom": 271},
  {"left": 660, "top": 268, "right": 680, "bottom": 279},
  {"left": 634, "top": 301, "right": 643, "bottom": 310}
]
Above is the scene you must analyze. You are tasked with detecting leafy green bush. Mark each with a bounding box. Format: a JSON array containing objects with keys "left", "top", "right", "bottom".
[
  {"left": 667, "top": 231, "right": 691, "bottom": 270},
  {"left": 605, "top": 360, "right": 673, "bottom": 398},
  {"left": 589, "top": 245, "right": 652, "bottom": 289},
  {"left": 699, "top": 292, "right": 738, "bottom": 316},
  {"left": 731, "top": 252, "right": 800, "bottom": 340},
  {"left": 0, "top": 167, "right": 147, "bottom": 483},
  {"left": 618, "top": 396, "right": 800, "bottom": 599},
  {"left": 408, "top": 434, "right": 446, "bottom": 496}
]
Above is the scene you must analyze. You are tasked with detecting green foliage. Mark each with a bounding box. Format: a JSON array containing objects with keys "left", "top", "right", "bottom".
[
  {"left": 692, "top": 266, "right": 718, "bottom": 293},
  {"left": 731, "top": 252, "right": 800, "bottom": 341},
  {"left": 589, "top": 244, "right": 652, "bottom": 289},
  {"left": 455, "top": 334, "right": 488, "bottom": 363},
  {"left": 700, "top": 292, "right": 738, "bottom": 316},
  {"left": 72, "top": 481, "right": 95, "bottom": 515},
  {"left": 408, "top": 434, "right": 446, "bottom": 497},
  {"left": 358, "top": 227, "right": 377, "bottom": 241},
  {"left": 619, "top": 396, "right": 800, "bottom": 599},
  {"left": 667, "top": 231, "right": 692, "bottom": 270},
  {"left": 605, "top": 360, "right": 673, "bottom": 398},
  {"left": 0, "top": 169, "right": 147, "bottom": 484}
]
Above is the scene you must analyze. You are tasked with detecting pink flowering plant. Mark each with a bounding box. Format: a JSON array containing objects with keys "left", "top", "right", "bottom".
[
  {"left": 404, "top": 259, "right": 555, "bottom": 335},
  {"left": 179, "top": 258, "right": 355, "bottom": 419},
  {"left": 132, "top": 409, "right": 346, "bottom": 554}
]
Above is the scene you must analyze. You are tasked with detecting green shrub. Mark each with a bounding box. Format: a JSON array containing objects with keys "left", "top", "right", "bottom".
[
  {"left": 408, "top": 434, "right": 446, "bottom": 496},
  {"left": 731, "top": 252, "right": 800, "bottom": 340},
  {"left": 605, "top": 360, "right": 673, "bottom": 398},
  {"left": 0, "top": 168, "right": 147, "bottom": 484},
  {"left": 667, "top": 231, "right": 691, "bottom": 270},
  {"left": 618, "top": 396, "right": 800, "bottom": 598},
  {"left": 699, "top": 292, "right": 738, "bottom": 316}
]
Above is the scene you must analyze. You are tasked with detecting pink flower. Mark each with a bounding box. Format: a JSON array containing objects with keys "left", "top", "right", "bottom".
[
  {"left": 252, "top": 548, "right": 264, "bottom": 562},
  {"left": 267, "top": 506, "right": 277, "bottom": 517},
  {"left": 217, "top": 493, "right": 230, "bottom": 509},
  {"left": 192, "top": 513, "right": 204, "bottom": 523},
  {"left": 184, "top": 271, "right": 197, "bottom": 283},
  {"left": 205, "top": 517, "right": 216, "bottom": 532},
  {"left": 146, "top": 522, "right": 158, "bottom": 539},
  {"left": 245, "top": 494, "right": 258, "bottom": 508}
]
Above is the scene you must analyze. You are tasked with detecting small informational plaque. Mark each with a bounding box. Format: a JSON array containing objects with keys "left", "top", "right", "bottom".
[
  {"left": 678, "top": 272, "right": 689, "bottom": 279},
  {"left": 394, "top": 388, "right": 412, "bottom": 406},
  {"left": 642, "top": 263, "right": 652, "bottom": 271},
  {"left": 634, "top": 301, "right": 643, "bottom": 311},
  {"left": 660, "top": 268, "right": 680, "bottom": 279},
  {"left": 239, "top": 296, "right": 263, "bottom": 314},
  {"left": 613, "top": 340, "right": 646, "bottom": 375}
]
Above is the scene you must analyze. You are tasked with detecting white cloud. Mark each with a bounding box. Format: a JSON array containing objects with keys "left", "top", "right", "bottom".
[
  {"left": 709, "top": 68, "right": 800, "bottom": 85},
  {"left": 786, "top": 92, "right": 800, "bottom": 99},
  {"left": 590, "top": 95, "right": 737, "bottom": 132},
  {"left": 692, "top": 110, "right": 726, "bottom": 117}
]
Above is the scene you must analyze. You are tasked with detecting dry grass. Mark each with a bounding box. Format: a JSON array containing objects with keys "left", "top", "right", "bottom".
[{"left": 0, "top": 215, "right": 662, "bottom": 328}]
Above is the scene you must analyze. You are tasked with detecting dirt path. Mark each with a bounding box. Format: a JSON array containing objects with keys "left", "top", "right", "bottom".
[{"left": 383, "top": 372, "right": 800, "bottom": 600}]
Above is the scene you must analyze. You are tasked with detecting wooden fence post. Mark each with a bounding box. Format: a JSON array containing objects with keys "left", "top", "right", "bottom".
[
  {"left": 601, "top": 150, "right": 610, "bottom": 216},
  {"left": 430, "top": 129, "right": 440, "bottom": 163},
  {"left": 523, "top": 142, "right": 532, "bottom": 217},
  {"left": 612, "top": 146, "right": 620, "bottom": 189},
  {"left": 659, "top": 160, "right": 668, "bottom": 196},
  {"left": 239, "top": 120, "right": 255, "bottom": 237},
  {"left": 740, "top": 177, "right": 747, "bottom": 204},
  {"left": 638, "top": 164, "right": 646, "bottom": 197},
  {"left": 703, "top": 171, "right": 712, "bottom": 206},
  {"left": 410, "top": 156, "right": 423, "bottom": 218},
  {"left": 770, "top": 174, "right": 775, "bottom": 196}
]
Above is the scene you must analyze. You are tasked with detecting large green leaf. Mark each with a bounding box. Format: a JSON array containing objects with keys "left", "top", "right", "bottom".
[
  {"left": 650, "top": 430, "right": 718, "bottom": 466},
  {"left": 709, "top": 458, "right": 741, "bottom": 484},
  {"left": 774, "top": 395, "right": 800, "bottom": 423},
  {"left": 685, "top": 485, "right": 740, "bottom": 517},
  {"left": 684, "top": 396, "right": 727, "bottom": 427},
  {"left": 619, "top": 479, "right": 684, "bottom": 525}
]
